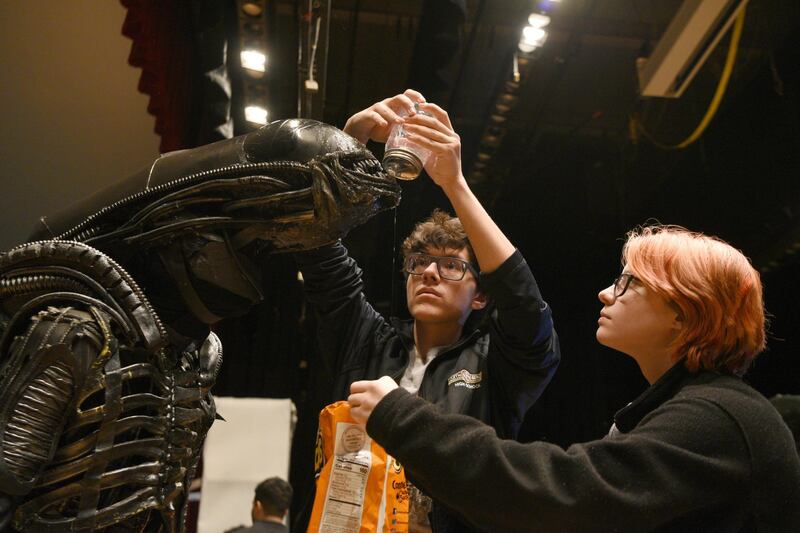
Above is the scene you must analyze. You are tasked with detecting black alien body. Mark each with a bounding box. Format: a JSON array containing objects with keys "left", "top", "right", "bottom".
[{"left": 0, "top": 119, "right": 400, "bottom": 531}]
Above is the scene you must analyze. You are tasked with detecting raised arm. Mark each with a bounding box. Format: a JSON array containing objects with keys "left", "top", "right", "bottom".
[
  {"left": 402, "top": 100, "right": 558, "bottom": 431},
  {"left": 343, "top": 89, "right": 426, "bottom": 145},
  {"left": 357, "top": 387, "right": 761, "bottom": 533},
  {"left": 401, "top": 103, "right": 514, "bottom": 272},
  {"left": 341, "top": 88, "right": 512, "bottom": 272},
  {"left": 294, "top": 242, "right": 390, "bottom": 376}
]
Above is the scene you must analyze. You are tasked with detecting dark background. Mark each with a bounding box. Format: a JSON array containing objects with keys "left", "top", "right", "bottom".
[
  {"left": 211, "top": 0, "right": 800, "bottom": 435},
  {"left": 211, "top": 0, "right": 800, "bottom": 517}
]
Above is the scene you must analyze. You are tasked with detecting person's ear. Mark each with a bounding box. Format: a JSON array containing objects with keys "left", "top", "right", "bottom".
[
  {"left": 668, "top": 300, "right": 684, "bottom": 330},
  {"left": 669, "top": 301, "right": 684, "bottom": 331},
  {"left": 471, "top": 290, "right": 488, "bottom": 310}
]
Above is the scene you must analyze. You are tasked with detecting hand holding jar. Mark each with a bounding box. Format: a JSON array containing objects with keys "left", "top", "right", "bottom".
[
  {"left": 343, "top": 89, "right": 426, "bottom": 145},
  {"left": 382, "top": 103, "right": 435, "bottom": 180},
  {"left": 343, "top": 91, "right": 465, "bottom": 185},
  {"left": 393, "top": 102, "right": 464, "bottom": 188}
]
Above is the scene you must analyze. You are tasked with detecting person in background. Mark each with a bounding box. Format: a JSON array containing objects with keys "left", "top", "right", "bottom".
[
  {"left": 294, "top": 89, "right": 560, "bottom": 532},
  {"left": 226, "top": 477, "right": 292, "bottom": 533},
  {"left": 348, "top": 225, "right": 800, "bottom": 532}
]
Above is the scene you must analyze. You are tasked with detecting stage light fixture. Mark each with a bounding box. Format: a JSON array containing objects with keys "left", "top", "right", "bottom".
[
  {"left": 245, "top": 105, "right": 269, "bottom": 125},
  {"left": 469, "top": 6, "right": 552, "bottom": 185},
  {"left": 241, "top": 2, "right": 263, "bottom": 16},
  {"left": 495, "top": 101, "right": 512, "bottom": 113},
  {"left": 471, "top": 170, "right": 487, "bottom": 182},
  {"left": 519, "top": 25, "right": 548, "bottom": 53},
  {"left": 499, "top": 93, "right": 518, "bottom": 106},
  {"left": 240, "top": 50, "right": 267, "bottom": 73},
  {"left": 482, "top": 135, "right": 502, "bottom": 148},
  {"left": 527, "top": 13, "right": 551, "bottom": 28},
  {"left": 235, "top": 0, "right": 271, "bottom": 130}
]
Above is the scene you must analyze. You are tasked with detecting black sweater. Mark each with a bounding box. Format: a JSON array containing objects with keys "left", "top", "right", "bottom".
[
  {"left": 295, "top": 242, "right": 559, "bottom": 531},
  {"left": 295, "top": 242, "right": 559, "bottom": 437},
  {"left": 367, "top": 360, "right": 800, "bottom": 532}
]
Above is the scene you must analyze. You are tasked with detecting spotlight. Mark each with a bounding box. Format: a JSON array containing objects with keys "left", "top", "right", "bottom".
[
  {"left": 527, "top": 13, "right": 551, "bottom": 28},
  {"left": 523, "top": 26, "right": 546, "bottom": 42},
  {"left": 470, "top": 170, "right": 487, "bottom": 183},
  {"left": 499, "top": 93, "right": 518, "bottom": 105},
  {"left": 235, "top": 0, "right": 271, "bottom": 130},
  {"left": 240, "top": 50, "right": 267, "bottom": 73},
  {"left": 241, "top": 2, "right": 263, "bottom": 16},
  {"left": 495, "top": 101, "right": 512, "bottom": 114},
  {"left": 245, "top": 105, "right": 269, "bottom": 125},
  {"left": 482, "top": 134, "right": 502, "bottom": 148},
  {"left": 468, "top": 4, "right": 553, "bottom": 188},
  {"left": 519, "top": 25, "right": 548, "bottom": 53}
]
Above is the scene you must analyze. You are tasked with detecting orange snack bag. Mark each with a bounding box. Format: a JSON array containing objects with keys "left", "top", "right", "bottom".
[{"left": 307, "top": 401, "right": 408, "bottom": 533}]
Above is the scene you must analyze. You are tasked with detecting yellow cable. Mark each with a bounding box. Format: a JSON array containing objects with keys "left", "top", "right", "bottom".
[{"left": 634, "top": 5, "right": 747, "bottom": 150}]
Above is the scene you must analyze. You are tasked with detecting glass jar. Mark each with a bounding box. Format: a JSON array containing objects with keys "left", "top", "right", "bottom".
[{"left": 382, "top": 104, "right": 432, "bottom": 180}]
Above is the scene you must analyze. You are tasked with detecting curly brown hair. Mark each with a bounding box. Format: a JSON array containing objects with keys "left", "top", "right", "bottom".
[{"left": 401, "top": 209, "right": 477, "bottom": 268}]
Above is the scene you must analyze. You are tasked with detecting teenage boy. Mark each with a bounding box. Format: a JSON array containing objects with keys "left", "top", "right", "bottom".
[{"left": 295, "top": 89, "right": 560, "bottom": 532}]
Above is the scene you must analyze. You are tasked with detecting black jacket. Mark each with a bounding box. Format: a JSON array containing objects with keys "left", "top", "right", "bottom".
[
  {"left": 295, "top": 242, "right": 560, "bottom": 530},
  {"left": 367, "top": 360, "right": 800, "bottom": 532},
  {"left": 226, "top": 520, "right": 288, "bottom": 533}
]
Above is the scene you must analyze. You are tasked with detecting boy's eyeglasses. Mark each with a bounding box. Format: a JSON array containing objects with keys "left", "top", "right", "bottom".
[{"left": 404, "top": 253, "right": 479, "bottom": 281}]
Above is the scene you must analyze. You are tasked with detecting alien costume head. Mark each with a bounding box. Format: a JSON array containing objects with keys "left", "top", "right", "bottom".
[
  {"left": 0, "top": 119, "right": 398, "bottom": 531},
  {"left": 31, "top": 119, "right": 401, "bottom": 326}
]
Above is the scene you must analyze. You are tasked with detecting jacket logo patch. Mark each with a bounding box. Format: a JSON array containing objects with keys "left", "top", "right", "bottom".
[{"left": 447, "top": 369, "right": 482, "bottom": 389}]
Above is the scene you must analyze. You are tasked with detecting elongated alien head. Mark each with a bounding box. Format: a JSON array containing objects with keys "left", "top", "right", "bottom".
[{"left": 31, "top": 119, "right": 401, "bottom": 325}]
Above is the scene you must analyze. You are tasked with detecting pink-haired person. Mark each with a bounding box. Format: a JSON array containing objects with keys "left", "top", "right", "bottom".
[{"left": 348, "top": 225, "right": 800, "bottom": 532}]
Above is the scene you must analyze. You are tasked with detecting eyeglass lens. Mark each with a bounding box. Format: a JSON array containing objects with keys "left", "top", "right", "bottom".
[
  {"left": 613, "top": 274, "right": 633, "bottom": 300},
  {"left": 406, "top": 254, "right": 468, "bottom": 281}
]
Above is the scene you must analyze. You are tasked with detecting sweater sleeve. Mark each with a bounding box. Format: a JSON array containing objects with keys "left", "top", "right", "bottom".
[
  {"left": 480, "top": 250, "right": 560, "bottom": 434},
  {"left": 294, "top": 241, "right": 388, "bottom": 374},
  {"left": 367, "top": 388, "right": 753, "bottom": 533}
]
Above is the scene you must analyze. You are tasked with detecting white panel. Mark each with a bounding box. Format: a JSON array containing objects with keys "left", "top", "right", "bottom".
[
  {"left": 637, "top": 0, "right": 746, "bottom": 98},
  {"left": 198, "top": 397, "right": 295, "bottom": 533}
]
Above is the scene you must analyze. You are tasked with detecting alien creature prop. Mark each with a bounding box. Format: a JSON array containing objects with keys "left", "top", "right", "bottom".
[{"left": 0, "top": 119, "right": 400, "bottom": 531}]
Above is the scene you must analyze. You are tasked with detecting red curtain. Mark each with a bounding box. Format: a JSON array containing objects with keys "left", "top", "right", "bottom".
[{"left": 120, "top": 0, "right": 196, "bottom": 152}]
